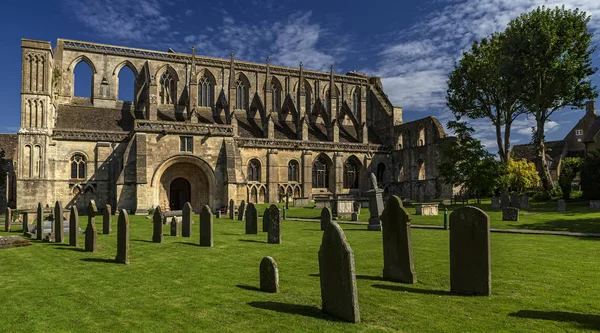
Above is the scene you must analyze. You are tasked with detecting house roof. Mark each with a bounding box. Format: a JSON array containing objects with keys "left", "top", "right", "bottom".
[
  {"left": 512, "top": 140, "right": 565, "bottom": 170},
  {"left": 584, "top": 116, "right": 600, "bottom": 142}
]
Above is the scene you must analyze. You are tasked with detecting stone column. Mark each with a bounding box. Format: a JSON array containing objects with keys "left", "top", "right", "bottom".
[
  {"left": 333, "top": 152, "right": 344, "bottom": 195},
  {"left": 301, "top": 151, "right": 313, "bottom": 198},
  {"left": 267, "top": 149, "right": 279, "bottom": 203},
  {"left": 148, "top": 81, "right": 158, "bottom": 121}
]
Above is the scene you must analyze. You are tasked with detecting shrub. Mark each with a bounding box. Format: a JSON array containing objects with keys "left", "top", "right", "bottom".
[
  {"left": 558, "top": 157, "right": 582, "bottom": 199},
  {"left": 506, "top": 159, "right": 540, "bottom": 193}
]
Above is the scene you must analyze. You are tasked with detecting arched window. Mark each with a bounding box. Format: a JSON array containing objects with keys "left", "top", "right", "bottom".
[
  {"left": 198, "top": 73, "right": 213, "bottom": 107},
  {"left": 236, "top": 79, "right": 248, "bottom": 110},
  {"left": 325, "top": 90, "right": 331, "bottom": 113},
  {"left": 352, "top": 87, "right": 360, "bottom": 116},
  {"left": 404, "top": 131, "right": 411, "bottom": 148},
  {"left": 71, "top": 154, "right": 86, "bottom": 180},
  {"left": 117, "top": 65, "right": 136, "bottom": 102},
  {"left": 248, "top": 159, "right": 261, "bottom": 182},
  {"left": 398, "top": 164, "right": 405, "bottom": 182},
  {"left": 312, "top": 155, "right": 330, "bottom": 189},
  {"left": 376, "top": 163, "right": 386, "bottom": 183},
  {"left": 271, "top": 79, "right": 281, "bottom": 112},
  {"left": 159, "top": 70, "right": 176, "bottom": 104},
  {"left": 33, "top": 145, "right": 41, "bottom": 178},
  {"left": 343, "top": 157, "right": 360, "bottom": 189},
  {"left": 418, "top": 124, "right": 426, "bottom": 146},
  {"left": 418, "top": 159, "right": 426, "bottom": 180},
  {"left": 288, "top": 160, "right": 299, "bottom": 182},
  {"left": 73, "top": 60, "right": 93, "bottom": 98},
  {"left": 23, "top": 145, "right": 31, "bottom": 178}
]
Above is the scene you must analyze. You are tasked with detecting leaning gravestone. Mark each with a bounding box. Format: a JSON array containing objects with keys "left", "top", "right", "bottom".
[
  {"left": 500, "top": 193, "right": 510, "bottom": 209},
  {"left": 238, "top": 200, "right": 246, "bottom": 221},
  {"left": 319, "top": 221, "right": 360, "bottom": 323},
  {"left": 557, "top": 199, "right": 566, "bottom": 213},
  {"left": 69, "top": 206, "right": 79, "bottom": 247},
  {"left": 170, "top": 217, "right": 179, "bottom": 236},
  {"left": 510, "top": 192, "right": 520, "bottom": 208},
  {"left": 200, "top": 205, "right": 213, "bottom": 247},
  {"left": 260, "top": 256, "right": 279, "bottom": 293},
  {"left": 262, "top": 207, "right": 269, "bottom": 232},
  {"left": 153, "top": 206, "right": 163, "bottom": 243},
  {"left": 103, "top": 204, "right": 111, "bottom": 235},
  {"left": 267, "top": 204, "right": 281, "bottom": 244},
  {"left": 501, "top": 207, "right": 519, "bottom": 221},
  {"left": 245, "top": 202, "right": 258, "bottom": 234},
  {"left": 4, "top": 207, "right": 11, "bottom": 232},
  {"left": 54, "top": 201, "right": 64, "bottom": 243},
  {"left": 520, "top": 195, "right": 529, "bottom": 210},
  {"left": 449, "top": 206, "right": 491, "bottom": 296},
  {"left": 320, "top": 207, "right": 332, "bottom": 231},
  {"left": 182, "top": 202, "right": 192, "bottom": 237},
  {"left": 381, "top": 195, "right": 416, "bottom": 284},
  {"left": 366, "top": 173, "right": 384, "bottom": 231},
  {"left": 491, "top": 197, "right": 500, "bottom": 209},
  {"left": 85, "top": 200, "right": 98, "bottom": 252},
  {"left": 115, "top": 209, "right": 130, "bottom": 264},
  {"left": 229, "top": 199, "right": 235, "bottom": 219},
  {"left": 36, "top": 203, "right": 43, "bottom": 240}
]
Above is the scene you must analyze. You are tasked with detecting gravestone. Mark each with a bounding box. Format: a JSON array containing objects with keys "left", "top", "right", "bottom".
[
  {"left": 510, "top": 192, "right": 520, "bottom": 208},
  {"left": 260, "top": 256, "right": 279, "bottom": 293},
  {"left": 216, "top": 210, "right": 222, "bottom": 218},
  {"left": 152, "top": 206, "right": 163, "bottom": 243},
  {"left": 85, "top": 200, "right": 98, "bottom": 252},
  {"left": 520, "top": 195, "right": 529, "bottom": 210},
  {"left": 69, "top": 206, "right": 79, "bottom": 247},
  {"left": 320, "top": 207, "right": 332, "bottom": 231},
  {"left": 4, "top": 207, "right": 11, "bottom": 232},
  {"left": 115, "top": 209, "right": 130, "bottom": 264},
  {"left": 285, "top": 194, "right": 290, "bottom": 210},
  {"left": 262, "top": 207, "right": 269, "bottom": 232},
  {"left": 245, "top": 202, "right": 258, "bottom": 234},
  {"left": 500, "top": 193, "right": 510, "bottom": 208},
  {"left": 557, "top": 199, "right": 566, "bottom": 213},
  {"left": 238, "top": 200, "right": 246, "bottom": 221},
  {"left": 22, "top": 213, "right": 29, "bottom": 235},
  {"left": 200, "top": 205, "right": 213, "bottom": 247},
  {"left": 351, "top": 212, "right": 358, "bottom": 221},
  {"left": 590, "top": 200, "right": 600, "bottom": 210},
  {"left": 366, "top": 173, "right": 384, "bottom": 231},
  {"left": 103, "top": 204, "right": 111, "bottom": 235},
  {"left": 491, "top": 197, "right": 500, "bottom": 209},
  {"left": 449, "top": 206, "right": 491, "bottom": 296},
  {"left": 381, "top": 195, "right": 416, "bottom": 284},
  {"left": 36, "top": 203, "right": 43, "bottom": 240},
  {"left": 318, "top": 221, "right": 360, "bottom": 323},
  {"left": 182, "top": 202, "right": 192, "bottom": 237},
  {"left": 267, "top": 204, "right": 281, "bottom": 244},
  {"left": 229, "top": 199, "right": 235, "bottom": 219},
  {"left": 501, "top": 207, "right": 519, "bottom": 221},
  {"left": 54, "top": 201, "right": 64, "bottom": 243},
  {"left": 170, "top": 217, "right": 179, "bottom": 236}
]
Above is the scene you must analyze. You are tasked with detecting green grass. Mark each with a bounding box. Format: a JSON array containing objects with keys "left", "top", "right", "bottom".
[
  {"left": 1, "top": 215, "right": 600, "bottom": 332},
  {"left": 257, "top": 199, "right": 600, "bottom": 234}
]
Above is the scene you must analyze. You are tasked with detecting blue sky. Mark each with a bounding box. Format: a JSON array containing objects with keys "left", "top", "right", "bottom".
[{"left": 2, "top": 0, "right": 600, "bottom": 152}]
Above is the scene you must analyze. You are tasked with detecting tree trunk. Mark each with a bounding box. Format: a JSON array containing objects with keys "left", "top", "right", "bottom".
[
  {"left": 504, "top": 121, "right": 512, "bottom": 163},
  {"left": 494, "top": 122, "right": 506, "bottom": 163},
  {"left": 534, "top": 115, "right": 553, "bottom": 190}
]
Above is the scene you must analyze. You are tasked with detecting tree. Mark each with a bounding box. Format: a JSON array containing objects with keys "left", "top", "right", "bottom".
[
  {"left": 447, "top": 33, "right": 524, "bottom": 164},
  {"left": 506, "top": 159, "right": 540, "bottom": 193},
  {"left": 503, "top": 6, "right": 598, "bottom": 190},
  {"left": 558, "top": 157, "right": 582, "bottom": 200},
  {"left": 581, "top": 149, "right": 600, "bottom": 200},
  {"left": 439, "top": 121, "right": 503, "bottom": 197}
]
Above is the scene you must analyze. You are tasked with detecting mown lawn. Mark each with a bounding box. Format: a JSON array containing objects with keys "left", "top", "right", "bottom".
[
  {"left": 256, "top": 199, "right": 600, "bottom": 234},
  {"left": 1, "top": 215, "right": 600, "bottom": 332}
]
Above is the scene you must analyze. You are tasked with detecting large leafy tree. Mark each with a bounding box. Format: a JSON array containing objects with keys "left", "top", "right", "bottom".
[
  {"left": 439, "top": 121, "right": 502, "bottom": 197},
  {"left": 503, "top": 6, "right": 598, "bottom": 190},
  {"left": 581, "top": 149, "right": 600, "bottom": 200},
  {"left": 447, "top": 33, "right": 524, "bottom": 164}
]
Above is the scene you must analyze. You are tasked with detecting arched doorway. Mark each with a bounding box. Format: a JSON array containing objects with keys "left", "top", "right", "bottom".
[{"left": 169, "top": 177, "right": 191, "bottom": 210}]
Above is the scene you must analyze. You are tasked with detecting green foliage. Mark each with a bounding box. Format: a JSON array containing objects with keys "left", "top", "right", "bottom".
[
  {"left": 581, "top": 149, "right": 600, "bottom": 200},
  {"left": 558, "top": 157, "right": 582, "bottom": 199},
  {"left": 439, "top": 121, "right": 502, "bottom": 197},
  {"left": 506, "top": 159, "right": 540, "bottom": 193}
]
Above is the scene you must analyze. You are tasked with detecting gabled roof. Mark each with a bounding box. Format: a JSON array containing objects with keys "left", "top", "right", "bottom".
[{"left": 583, "top": 116, "right": 600, "bottom": 142}]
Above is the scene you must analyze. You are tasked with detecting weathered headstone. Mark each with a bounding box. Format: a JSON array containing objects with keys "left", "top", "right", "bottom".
[
  {"left": 229, "top": 199, "right": 235, "bottom": 219},
  {"left": 262, "top": 207, "right": 269, "bottom": 232},
  {"left": 501, "top": 207, "right": 519, "bottom": 221},
  {"left": 245, "top": 202, "right": 258, "bottom": 234},
  {"left": 381, "top": 195, "right": 416, "bottom": 284},
  {"left": 318, "top": 221, "right": 360, "bottom": 323},
  {"left": 260, "top": 256, "right": 279, "bottom": 293},
  {"left": 85, "top": 200, "right": 98, "bottom": 252},
  {"left": 170, "top": 217, "right": 179, "bottom": 236},
  {"left": 520, "top": 195, "right": 529, "bottom": 210},
  {"left": 491, "top": 197, "right": 500, "bottom": 209},
  {"left": 267, "top": 204, "right": 281, "bottom": 244},
  {"left": 557, "top": 199, "right": 566, "bottom": 213},
  {"left": 510, "top": 192, "right": 519, "bottom": 208},
  {"left": 590, "top": 200, "right": 600, "bottom": 210},
  {"left": 22, "top": 213, "right": 29, "bottom": 235},
  {"left": 285, "top": 194, "right": 290, "bottom": 210},
  {"left": 182, "top": 202, "right": 192, "bottom": 237},
  {"left": 103, "top": 204, "right": 111, "bottom": 235},
  {"left": 238, "top": 200, "right": 246, "bottom": 221},
  {"left": 351, "top": 212, "right": 358, "bottom": 221},
  {"left": 216, "top": 210, "right": 222, "bottom": 218},
  {"left": 152, "top": 206, "right": 163, "bottom": 243},
  {"left": 69, "top": 206, "right": 79, "bottom": 247},
  {"left": 500, "top": 193, "right": 510, "bottom": 208},
  {"left": 320, "top": 207, "right": 332, "bottom": 231},
  {"left": 4, "top": 207, "right": 11, "bottom": 232},
  {"left": 200, "top": 205, "right": 213, "bottom": 247},
  {"left": 366, "top": 173, "right": 384, "bottom": 231},
  {"left": 36, "top": 203, "right": 43, "bottom": 240},
  {"left": 449, "top": 206, "right": 491, "bottom": 296},
  {"left": 115, "top": 209, "right": 130, "bottom": 264},
  {"left": 54, "top": 201, "right": 64, "bottom": 243}
]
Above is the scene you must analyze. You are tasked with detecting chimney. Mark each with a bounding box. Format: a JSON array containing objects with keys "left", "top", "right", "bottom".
[{"left": 586, "top": 100, "right": 596, "bottom": 115}]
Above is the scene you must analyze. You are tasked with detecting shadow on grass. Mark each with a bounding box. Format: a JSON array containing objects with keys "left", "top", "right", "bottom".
[
  {"left": 53, "top": 246, "right": 85, "bottom": 252},
  {"left": 372, "top": 284, "right": 452, "bottom": 296},
  {"left": 512, "top": 218, "right": 600, "bottom": 235},
  {"left": 343, "top": 229, "right": 371, "bottom": 232},
  {"left": 509, "top": 310, "right": 600, "bottom": 330},
  {"left": 248, "top": 301, "right": 338, "bottom": 321},
  {"left": 355, "top": 274, "right": 386, "bottom": 282},
  {"left": 308, "top": 273, "right": 319, "bottom": 277},
  {"left": 238, "top": 239, "right": 265, "bottom": 243},
  {"left": 80, "top": 258, "right": 118, "bottom": 264},
  {"left": 175, "top": 242, "right": 199, "bottom": 247},
  {"left": 236, "top": 284, "right": 261, "bottom": 292},
  {"left": 302, "top": 229, "right": 323, "bottom": 232},
  {"left": 131, "top": 239, "right": 155, "bottom": 243}
]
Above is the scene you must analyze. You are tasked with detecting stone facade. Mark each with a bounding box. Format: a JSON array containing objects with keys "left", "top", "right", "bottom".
[{"left": 14, "top": 38, "right": 452, "bottom": 212}]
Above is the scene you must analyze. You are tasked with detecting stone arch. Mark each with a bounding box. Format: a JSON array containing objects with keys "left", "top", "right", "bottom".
[
  {"left": 68, "top": 55, "right": 98, "bottom": 74},
  {"left": 312, "top": 153, "right": 334, "bottom": 191},
  {"left": 343, "top": 155, "right": 362, "bottom": 189},
  {"left": 418, "top": 123, "right": 426, "bottom": 146},
  {"left": 235, "top": 72, "right": 251, "bottom": 110},
  {"left": 114, "top": 61, "right": 138, "bottom": 102},
  {"left": 156, "top": 65, "right": 179, "bottom": 105},
  {"left": 197, "top": 68, "right": 217, "bottom": 108},
  {"left": 69, "top": 56, "right": 96, "bottom": 98},
  {"left": 112, "top": 60, "right": 139, "bottom": 77},
  {"left": 417, "top": 158, "right": 426, "bottom": 181}
]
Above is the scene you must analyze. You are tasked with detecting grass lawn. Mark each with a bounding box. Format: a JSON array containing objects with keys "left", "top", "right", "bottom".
[
  {"left": 1, "top": 215, "right": 600, "bottom": 332},
  {"left": 256, "top": 199, "right": 600, "bottom": 234}
]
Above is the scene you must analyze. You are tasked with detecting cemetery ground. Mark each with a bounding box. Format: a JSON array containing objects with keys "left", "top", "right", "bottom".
[{"left": 1, "top": 214, "right": 600, "bottom": 332}]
